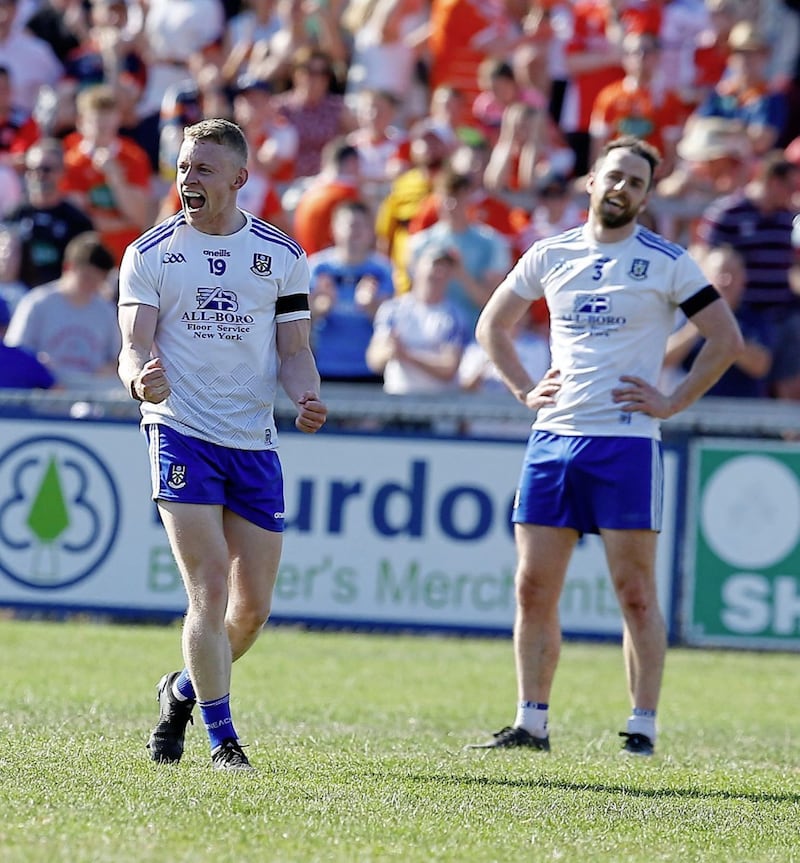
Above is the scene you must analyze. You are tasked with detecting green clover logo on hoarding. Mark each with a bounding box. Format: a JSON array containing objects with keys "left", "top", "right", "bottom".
[{"left": 0, "top": 436, "right": 120, "bottom": 589}]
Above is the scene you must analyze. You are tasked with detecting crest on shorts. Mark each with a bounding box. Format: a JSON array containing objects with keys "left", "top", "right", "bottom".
[
  {"left": 167, "top": 464, "right": 187, "bottom": 490},
  {"left": 629, "top": 258, "right": 649, "bottom": 280},
  {"left": 251, "top": 253, "right": 272, "bottom": 277}
]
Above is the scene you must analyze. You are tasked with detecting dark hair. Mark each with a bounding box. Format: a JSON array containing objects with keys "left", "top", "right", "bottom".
[
  {"left": 759, "top": 149, "right": 799, "bottom": 181},
  {"left": 598, "top": 136, "right": 662, "bottom": 188},
  {"left": 63, "top": 232, "right": 115, "bottom": 272},
  {"left": 322, "top": 136, "right": 359, "bottom": 170},
  {"left": 183, "top": 118, "right": 249, "bottom": 165},
  {"left": 439, "top": 169, "right": 473, "bottom": 197},
  {"left": 332, "top": 199, "right": 371, "bottom": 220}
]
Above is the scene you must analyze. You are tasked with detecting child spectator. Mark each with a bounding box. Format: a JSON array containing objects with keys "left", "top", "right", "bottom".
[{"left": 367, "top": 243, "right": 467, "bottom": 394}]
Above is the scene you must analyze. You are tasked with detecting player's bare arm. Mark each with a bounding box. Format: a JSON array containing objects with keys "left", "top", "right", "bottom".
[
  {"left": 612, "top": 297, "right": 744, "bottom": 419},
  {"left": 118, "top": 303, "right": 171, "bottom": 403},
  {"left": 277, "top": 317, "right": 328, "bottom": 433},
  {"left": 476, "top": 285, "right": 561, "bottom": 409}
]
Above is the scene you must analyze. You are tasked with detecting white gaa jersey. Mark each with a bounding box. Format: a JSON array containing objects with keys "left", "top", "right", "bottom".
[
  {"left": 500, "top": 224, "right": 710, "bottom": 440},
  {"left": 118, "top": 210, "right": 310, "bottom": 450}
]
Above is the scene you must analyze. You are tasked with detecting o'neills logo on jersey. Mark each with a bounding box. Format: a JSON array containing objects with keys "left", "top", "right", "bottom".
[
  {"left": 251, "top": 253, "right": 272, "bottom": 277},
  {"left": 629, "top": 258, "right": 650, "bottom": 280}
]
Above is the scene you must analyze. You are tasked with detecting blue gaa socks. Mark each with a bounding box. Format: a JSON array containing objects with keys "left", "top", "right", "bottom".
[
  {"left": 514, "top": 700, "right": 549, "bottom": 737},
  {"left": 199, "top": 694, "right": 238, "bottom": 750},
  {"left": 172, "top": 669, "right": 196, "bottom": 702}
]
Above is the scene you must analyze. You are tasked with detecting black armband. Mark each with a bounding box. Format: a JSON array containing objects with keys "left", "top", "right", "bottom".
[
  {"left": 276, "top": 293, "right": 310, "bottom": 315},
  {"left": 680, "top": 284, "right": 721, "bottom": 318},
  {"left": 130, "top": 378, "right": 143, "bottom": 401}
]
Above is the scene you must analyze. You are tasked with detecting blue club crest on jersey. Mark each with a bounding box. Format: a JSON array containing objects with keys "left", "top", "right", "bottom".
[
  {"left": 196, "top": 287, "right": 239, "bottom": 311},
  {"left": 251, "top": 253, "right": 272, "bottom": 277},
  {"left": 629, "top": 258, "right": 650, "bottom": 280}
]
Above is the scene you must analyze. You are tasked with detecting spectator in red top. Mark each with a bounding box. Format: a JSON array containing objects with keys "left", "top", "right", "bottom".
[
  {"left": 688, "top": 0, "right": 737, "bottom": 108},
  {"left": 292, "top": 137, "right": 362, "bottom": 256},
  {"left": 0, "top": 65, "right": 39, "bottom": 171}
]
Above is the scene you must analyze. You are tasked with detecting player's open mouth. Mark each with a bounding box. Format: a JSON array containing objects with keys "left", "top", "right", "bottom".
[{"left": 183, "top": 190, "right": 206, "bottom": 210}]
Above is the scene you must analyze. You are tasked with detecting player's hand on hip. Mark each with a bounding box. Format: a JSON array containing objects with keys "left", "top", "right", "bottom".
[
  {"left": 612, "top": 375, "right": 672, "bottom": 418},
  {"left": 295, "top": 391, "right": 328, "bottom": 433},
  {"left": 137, "top": 358, "right": 171, "bottom": 403},
  {"left": 522, "top": 368, "right": 561, "bottom": 410}
]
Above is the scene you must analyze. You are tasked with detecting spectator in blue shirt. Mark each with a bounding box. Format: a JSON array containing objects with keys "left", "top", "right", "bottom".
[
  {"left": 308, "top": 199, "right": 395, "bottom": 382},
  {"left": 696, "top": 21, "right": 788, "bottom": 157}
]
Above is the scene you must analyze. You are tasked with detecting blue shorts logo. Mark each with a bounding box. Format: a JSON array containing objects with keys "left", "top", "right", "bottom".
[{"left": 0, "top": 436, "right": 120, "bottom": 589}]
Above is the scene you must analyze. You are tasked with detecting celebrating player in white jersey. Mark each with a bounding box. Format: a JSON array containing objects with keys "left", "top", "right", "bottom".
[
  {"left": 468, "top": 137, "right": 743, "bottom": 757},
  {"left": 117, "top": 118, "right": 327, "bottom": 772}
]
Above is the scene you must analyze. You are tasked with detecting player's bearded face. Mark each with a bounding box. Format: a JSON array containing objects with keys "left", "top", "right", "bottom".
[
  {"left": 589, "top": 150, "right": 652, "bottom": 229},
  {"left": 593, "top": 191, "right": 642, "bottom": 228}
]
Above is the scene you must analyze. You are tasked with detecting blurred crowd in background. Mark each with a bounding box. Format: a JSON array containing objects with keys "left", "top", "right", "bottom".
[{"left": 1, "top": 0, "right": 800, "bottom": 403}]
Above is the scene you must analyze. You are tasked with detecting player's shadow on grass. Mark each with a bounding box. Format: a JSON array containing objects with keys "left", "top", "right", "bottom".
[{"left": 402, "top": 773, "right": 800, "bottom": 805}]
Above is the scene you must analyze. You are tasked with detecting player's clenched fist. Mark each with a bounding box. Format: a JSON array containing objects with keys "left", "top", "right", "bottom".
[
  {"left": 133, "top": 358, "right": 171, "bottom": 404},
  {"left": 295, "top": 391, "right": 327, "bottom": 433}
]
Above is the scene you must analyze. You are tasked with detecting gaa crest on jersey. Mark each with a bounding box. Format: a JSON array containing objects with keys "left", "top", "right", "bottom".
[
  {"left": 167, "top": 464, "right": 187, "bottom": 490},
  {"left": 629, "top": 258, "right": 650, "bottom": 280},
  {"left": 251, "top": 253, "right": 272, "bottom": 277},
  {"left": 197, "top": 287, "right": 239, "bottom": 312}
]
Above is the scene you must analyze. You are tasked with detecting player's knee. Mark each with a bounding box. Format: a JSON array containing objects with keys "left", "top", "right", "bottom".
[
  {"left": 229, "top": 603, "right": 271, "bottom": 637},
  {"left": 616, "top": 580, "right": 657, "bottom": 619},
  {"left": 515, "top": 571, "right": 559, "bottom": 617}
]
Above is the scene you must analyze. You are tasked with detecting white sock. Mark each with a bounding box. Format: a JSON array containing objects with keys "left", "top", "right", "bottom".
[
  {"left": 627, "top": 708, "right": 656, "bottom": 742},
  {"left": 514, "top": 701, "right": 549, "bottom": 736}
]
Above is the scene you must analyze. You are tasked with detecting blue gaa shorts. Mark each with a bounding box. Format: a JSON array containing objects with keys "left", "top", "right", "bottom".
[
  {"left": 513, "top": 431, "right": 663, "bottom": 535},
  {"left": 146, "top": 424, "right": 285, "bottom": 532}
]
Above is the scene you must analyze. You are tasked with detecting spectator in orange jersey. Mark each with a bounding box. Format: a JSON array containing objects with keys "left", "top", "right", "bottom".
[
  {"left": 427, "top": 0, "right": 532, "bottom": 106},
  {"left": 590, "top": 31, "right": 687, "bottom": 177},
  {"left": 60, "top": 84, "right": 153, "bottom": 265},
  {"left": 292, "top": 137, "right": 362, "bottom": 256},
  {"left": 562, "top": 0, "right": 662, "bottom": 176}
]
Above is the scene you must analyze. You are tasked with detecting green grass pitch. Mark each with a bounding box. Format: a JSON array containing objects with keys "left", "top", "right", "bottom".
[{"left": 1, "top": 617, "right": 798, "bottom": 863}]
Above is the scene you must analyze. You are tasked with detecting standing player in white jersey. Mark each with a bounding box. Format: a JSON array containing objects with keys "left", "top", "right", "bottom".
[
  {"left": 117, "top": 118, "right": 327, "bottom": 771},
  {"left": 468, "top": 137, "right": 743, "bottom": 757}
]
